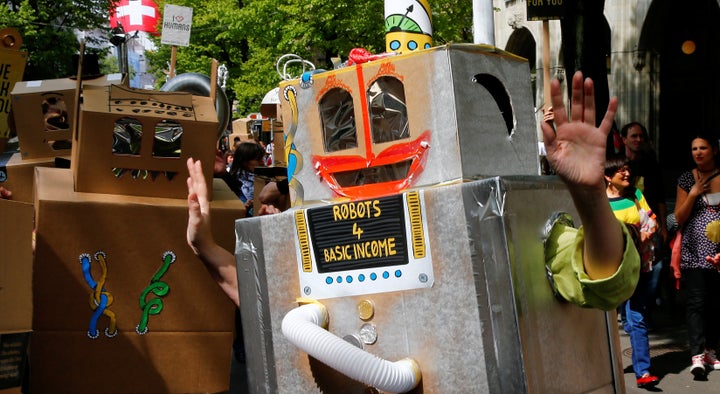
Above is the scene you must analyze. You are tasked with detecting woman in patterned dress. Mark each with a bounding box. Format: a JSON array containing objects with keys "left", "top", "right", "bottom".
[{"left": 675, "top": 134, "right": 720, "bottom": 378}]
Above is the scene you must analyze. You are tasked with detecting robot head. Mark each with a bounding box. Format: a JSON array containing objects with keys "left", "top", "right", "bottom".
[{"left": 384, "top": 0, "right": 433, "bottom": 54}]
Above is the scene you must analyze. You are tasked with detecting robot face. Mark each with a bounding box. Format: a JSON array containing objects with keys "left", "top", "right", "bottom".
[
  {"left": 310, "top": 73, "right": 430, "bottom": 200},
  {"left": 384, "top": 0, "right": 433, "bottom": 54}
]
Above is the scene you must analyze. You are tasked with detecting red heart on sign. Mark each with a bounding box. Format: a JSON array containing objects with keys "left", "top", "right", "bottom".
[{"left": 174, "top": 15, "right": 184, "bottom": 22}]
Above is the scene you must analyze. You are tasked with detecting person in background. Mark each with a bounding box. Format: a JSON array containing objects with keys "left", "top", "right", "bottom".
[
  {"left": 221, "top": 141, "right": 265, "bottom": 215},
  {"left": 604, "top": 156, "right": 660, "bottom": 388},
  {"left": 257, "top": 178, "right": 289, "bottom": 213},
  {"left": 622, "top": 122, "right": 668, "bottom": 314},
  {"left": 674, "top": 134, "right": 720, "bottom": 379},
  {"left": 264, "top": 140, "right": 274, "bottom": 166}
]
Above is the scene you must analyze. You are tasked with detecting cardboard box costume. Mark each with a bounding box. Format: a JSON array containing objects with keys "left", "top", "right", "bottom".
[{"left": 233, "top": 45, "right": 629, "bottom": 392}]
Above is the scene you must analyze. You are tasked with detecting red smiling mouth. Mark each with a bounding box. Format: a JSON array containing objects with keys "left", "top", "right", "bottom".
[{"left": 312, "top": 130, "right": 431, "bottom": 199}]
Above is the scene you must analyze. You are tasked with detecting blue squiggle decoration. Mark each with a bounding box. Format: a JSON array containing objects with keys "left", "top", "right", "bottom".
[{"left": 79, "top": 252, "right": 117, "bottom": 339}]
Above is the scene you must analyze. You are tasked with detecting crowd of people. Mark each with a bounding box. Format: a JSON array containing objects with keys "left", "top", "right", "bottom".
[{"left": 589, "top": 109, "right": 720, "bottom": 388}]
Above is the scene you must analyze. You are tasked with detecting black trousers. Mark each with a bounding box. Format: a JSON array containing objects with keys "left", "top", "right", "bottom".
[{"left": 683, "top": 268, "right": 720, "bottom": 356}]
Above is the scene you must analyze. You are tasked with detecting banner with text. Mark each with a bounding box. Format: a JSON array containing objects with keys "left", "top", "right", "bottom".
[
  {"left": 161, "top": 4, "right": 193, "bottom": 47},
  {"left": 0, "top": 48, "right": 27, "bottom": 139},
  {"left": 527, "top": 0, "right": 565, "bottom": 21}
]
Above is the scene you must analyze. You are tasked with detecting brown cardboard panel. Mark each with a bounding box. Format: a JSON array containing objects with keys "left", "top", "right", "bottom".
[
  {"left": 10, "top": 78, "right": 78, "bottom": 159},
  {"left": 0, "top": 199, "right": 33, "bottom": 333},
  {"left": 72, "top": 86, "right": 219, "bottom": 199},
  {"left": 231, "top": 118, "right": 251, "bottom": 137},
  {"left": 33, "top": 167, "right": 242, "bottom": 334},
  {"left": 272, "top": 131, "right": 286, "bottom": 167},
  {"left": 81, "top": 73, "right": 124, "bottom": 87},
  {"left": 0, "top": 152, "right": 64, "bottom": 203},
  {"left": 30, "top": 331, "right": 233, "bottom": 394}
]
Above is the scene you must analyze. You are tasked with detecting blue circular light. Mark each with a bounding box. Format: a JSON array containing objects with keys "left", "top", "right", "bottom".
[
  {"left": 390, "top": 40, "right": 401, "bottom": 51},
  {"left": 382, "top": 271, "right": 390, "bottom": 279},
  {"left": 346, "top": 276, "right": 353, "bottom": 283},
  {"left": 408, "top": 41, "right": 418, "bottom": 51},
  {"left": 370, "top": 273, "right": 377, "bottom": 281},
  {"left": 395, "top": 270, "right": 402, "bottom": 278},
  {"left": 358, "top": 274, "right": 366, "bottom": 282},
  {"left": 326, "top": 277, "right": 333, "bottom": 284},
  {"left": 337, "top": 276, "right": 343, "bottom": 283}
]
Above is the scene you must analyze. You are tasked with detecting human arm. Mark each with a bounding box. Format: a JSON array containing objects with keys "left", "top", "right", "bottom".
[
  {"left": 674, "top": 175, "right": 705, "bottom": 228},
  {"left": 186, "top": 158, "right": 240, "bottom": 308},
  {"left": 540, "top": 71, "right": 622, "bottom": 280},
  {"left": 258, "top": 179, "right": 289, "bottom": 210}
]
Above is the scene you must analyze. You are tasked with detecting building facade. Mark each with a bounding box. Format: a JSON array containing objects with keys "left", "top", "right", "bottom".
[{"left": 493, "top": 0, "right": 720, "bottom": 188}]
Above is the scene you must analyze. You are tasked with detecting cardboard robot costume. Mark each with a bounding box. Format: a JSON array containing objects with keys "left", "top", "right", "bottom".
[{"left": 233, "top": 45, "right": 636, "bottom": 393}]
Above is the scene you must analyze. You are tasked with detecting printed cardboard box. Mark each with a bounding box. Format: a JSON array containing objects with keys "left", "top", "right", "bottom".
[
  {"left": 81, "top": 73, "right": 124, "bottom": 87},
  {"left": 10, "top": 78, "right": 78, "bottom": 159},
  {"left": 0, "top": 198, "right": 33, "bottom": 392},
  {"left": 31, "top": 167, "right": 245, "bottom": 393},
  {"left": 72, "top": 85, "right": 218, "bottom": 200},
  {"left": 278, "top": 44, "right": 540, "bottom": 205},
  {"left": 0, "top": 152, "right": 66, "bottom": 203}
]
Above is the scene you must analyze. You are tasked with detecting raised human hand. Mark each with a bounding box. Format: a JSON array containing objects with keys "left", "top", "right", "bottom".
[
  {"left": 186, "top": 158, "right": 214, "bottom": 256},
  {"left": 540, "top": 71, "right": 618, "bottom": 190}
]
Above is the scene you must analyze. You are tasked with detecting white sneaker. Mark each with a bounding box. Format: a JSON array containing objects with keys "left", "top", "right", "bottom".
[
  {"left": 704, "top": 349, "right": 720, "bottom": 370},
  {"left": 692, "top": 354, "right": 707, "bottom": 377}
]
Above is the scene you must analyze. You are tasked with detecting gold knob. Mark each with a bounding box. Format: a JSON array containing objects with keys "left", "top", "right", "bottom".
[{"left": 357, "top": 299, "right": 375, "bottom": 321}]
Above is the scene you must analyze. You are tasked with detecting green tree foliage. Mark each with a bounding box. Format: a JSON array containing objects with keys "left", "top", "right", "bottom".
[
  {"left": 145, "top": 0, "right": 473, "bottom": 117},
  {"left": 1, "top": 0, "right": 116, "bottom": 80}
]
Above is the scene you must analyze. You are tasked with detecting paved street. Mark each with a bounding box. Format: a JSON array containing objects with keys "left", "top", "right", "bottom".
[{"left": 620, "top": 300, "right": 720, "bottom": 392}]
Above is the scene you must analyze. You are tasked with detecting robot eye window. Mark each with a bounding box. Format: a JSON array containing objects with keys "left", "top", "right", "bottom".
[
  {"left": 113, "top": 117, "right": 144, "bottom": 156},
  {"left": 319, "top": 87, "right": 358, "bottom": 152},
  {"left": 152, "top": 119, "right": 183, "bottom": 158},
  {"left": 472, "top": 73, "right": 515, "bottom": 135},
  {"left": 368, "top": 76, "right": 410, "bottom": 144},
  {"left": 42, "top": 95, "right": 70, "bottom": 132},
  {"left": 112, "top": 118, "right": 183, "bottom": 158}
]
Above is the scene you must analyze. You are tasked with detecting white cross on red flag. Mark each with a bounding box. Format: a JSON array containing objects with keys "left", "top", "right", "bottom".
[{"left": 109, "top": 0, "right": 160, "bottom": 34}]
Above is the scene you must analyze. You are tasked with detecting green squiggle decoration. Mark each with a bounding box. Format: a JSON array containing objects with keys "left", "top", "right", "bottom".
[{"left": 136, "top": 251, "right": 176, "bottom": 335}]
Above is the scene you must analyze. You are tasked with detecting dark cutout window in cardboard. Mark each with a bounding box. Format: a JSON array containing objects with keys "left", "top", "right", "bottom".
[
  {"left": 367, "top": 76, "right": 410, "bottom": 144},
  {"left": 473, "top": 73, "right": 515, "bottom": 136},
  {"left": 319, "top": 87, "right": 358, "bottom": 152},
  {"left": 332, "top": 160, "right": 412, "bottom": 187},
  {"left": 153, "top": 119, "right": 183, "bottom": 158},
  {"left": 41, "top": 94, "right": 72, "bottom": 150},
  {"left": 112, "top": 117, "right": 143, "bottom": 156}
]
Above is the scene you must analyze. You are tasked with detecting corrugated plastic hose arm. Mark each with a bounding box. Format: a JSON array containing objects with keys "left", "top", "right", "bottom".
[{"left": 281, "top": 302, "right": 421, "bottom": 393}]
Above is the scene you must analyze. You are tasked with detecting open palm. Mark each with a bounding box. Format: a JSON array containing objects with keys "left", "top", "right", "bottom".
[{"left": 541, "top": 71, "right": 618, "bottom": 189}]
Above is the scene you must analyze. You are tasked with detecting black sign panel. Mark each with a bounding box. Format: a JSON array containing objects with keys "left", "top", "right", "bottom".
[
  {"left": 527, "top": 0, "right": 566, "bottom": 21},
  {"left": 307, "top": 194, "right": 408, "bottom": 273},
  {"left": 0, "top": 332, "right": 29, "bottom": 389}
]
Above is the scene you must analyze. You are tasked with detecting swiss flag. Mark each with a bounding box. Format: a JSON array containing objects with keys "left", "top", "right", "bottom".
[{"left": 109, "top": 0, "right": 160, "bottom": 35}]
